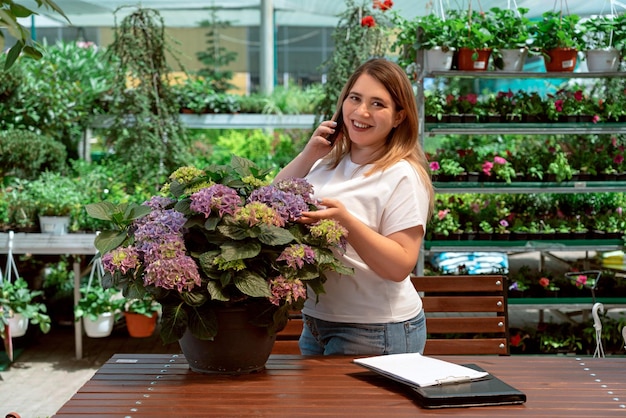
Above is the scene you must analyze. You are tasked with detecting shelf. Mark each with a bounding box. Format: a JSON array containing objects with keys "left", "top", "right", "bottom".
[
  {"left": 434, "top": 180, "right": 626, "bottom": 194},
  {"left": 427, "top": 70, "right": 625, "bottom": 79},
  {"left": 90, "top": 114, "right": 316, "bottom": 130},
  {"left": 424, "top": 239, "right": 623, "bottom": 253},
  {"left": 425, "top": 122, "right": 626, "bottom": 135}
]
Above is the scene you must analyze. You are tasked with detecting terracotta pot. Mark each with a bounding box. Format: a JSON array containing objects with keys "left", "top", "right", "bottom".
[
  {"left": 178, "top": 306, "right": 277, "bottom": 375},
  {"left": 543, "top": 48, "right": 578, "bottom": 72},
  {"left": 124, "top": 311, "right": 157, "bottom": 338},
  {"left": 456, "top": 47, "right": 491, "bottom": 71}
]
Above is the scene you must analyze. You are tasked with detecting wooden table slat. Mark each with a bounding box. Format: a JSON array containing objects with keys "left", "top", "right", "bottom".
[{"left": 54, "top": 354, "right": 626, "bottom": 417}]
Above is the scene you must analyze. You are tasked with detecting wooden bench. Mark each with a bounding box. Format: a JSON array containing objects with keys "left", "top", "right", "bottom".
[
  {"left": 273, "top": 274, "right": 510, "bottom": 356},
  {"left": 412, "top": 274, "right": 510, "bottom": 356}
]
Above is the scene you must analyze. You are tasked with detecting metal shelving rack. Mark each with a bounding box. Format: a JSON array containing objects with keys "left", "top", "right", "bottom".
[{"left": 414, "top": 54, "right": 626, "bottom": 274}]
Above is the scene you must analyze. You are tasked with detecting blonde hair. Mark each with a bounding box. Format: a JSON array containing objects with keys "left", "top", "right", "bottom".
[{"left": 326, "top": 58, "right": 434, "bottom": 219}]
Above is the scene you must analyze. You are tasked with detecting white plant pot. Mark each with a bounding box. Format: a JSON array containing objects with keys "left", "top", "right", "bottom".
[
  {"left": 585, "top": 48, "right": 621, "bottom": 72},
  {"left": 495, "top": 48, "right": 528, "bottom": 72},
  {"left": 8, "top": 313, "right": 29, "bottom": 338},
  {"left": 39, "top": 216, "right": 70, "bottom": 235},
  {"left": 424, "top": 47, "right": 455, "bottom": 72},
  {"left": 83, "top": 312, "right": 115, "bottom": 338}
]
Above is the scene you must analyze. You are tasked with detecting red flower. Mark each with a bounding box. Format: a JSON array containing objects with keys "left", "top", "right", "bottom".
[
  {"left": 554, "top": 100, "right": 564, "bottom": 112},
  {"left": 510, "top": 334, "right": 522, "bottom": 347},
  {"left": 539, "top": 277, "right": 550, "bottom": 288},
  {"left": 574, "top": 90, "right": 583, "bottom": 101},
  {"left": 373, "top": 0, "right": 393, "bottom": 10},
  {"left": 361, "top": 16, "right": 376, "bottom": 27}
]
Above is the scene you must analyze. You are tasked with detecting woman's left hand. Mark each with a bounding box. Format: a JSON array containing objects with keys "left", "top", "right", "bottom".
[{"left": 299, "top": 198, "right": 346, "bottom": 224}]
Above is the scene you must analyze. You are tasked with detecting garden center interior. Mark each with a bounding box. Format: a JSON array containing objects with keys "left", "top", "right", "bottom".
[{"left": 2, "top": 1, "right": 626, "bottom": 415}]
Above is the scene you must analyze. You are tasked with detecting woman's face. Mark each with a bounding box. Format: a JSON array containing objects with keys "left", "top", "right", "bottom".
[{"left": 342, "top": 73, "right": 405, "bottom": 150}]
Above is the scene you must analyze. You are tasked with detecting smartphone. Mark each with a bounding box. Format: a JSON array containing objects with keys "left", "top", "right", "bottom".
[{"left": 326, "top": 109, "right": 344, "bottom": 145}]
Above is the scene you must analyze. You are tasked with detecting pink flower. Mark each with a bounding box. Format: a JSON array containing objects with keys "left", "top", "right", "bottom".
[
  {"left": 429, "top": 161, "right": 440, "bottom": 171},
  {"left": 575, "top": 275, "right": 588, "bottom": 289},
  {"left": 493, "top": 156, "right": 507, "bottom": 165},
  {"left": 574, "top": 90, "right": 583, "bottom": 101},
  {"left": 482, "top": 161, "right": 493, "bottom": 176},
  {"left": 592, "top": 115, "right": 600, "bottom": 123},
  {"left": 437, "top": 209, "right": 450, "bottom": 221}
]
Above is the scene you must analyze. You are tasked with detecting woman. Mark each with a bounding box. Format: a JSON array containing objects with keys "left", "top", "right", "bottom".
[{"left": 274, "top": 58, "right": 434, "bottom": 355}]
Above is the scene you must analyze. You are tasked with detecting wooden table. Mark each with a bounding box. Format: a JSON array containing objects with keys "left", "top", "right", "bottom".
[{"left": 54, "top": 354, "right": 626, "bottom": 417}]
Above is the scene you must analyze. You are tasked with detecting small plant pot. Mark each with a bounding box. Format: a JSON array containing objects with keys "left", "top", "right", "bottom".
[
  {"left": 39, "top": 216, "right": 70, "bottom": 235},
  {"left": 543, "top": 48, "right": 578, "bottom": 72},
  {"left": 83, "top": 312, "right": 115, "bottom": 338},
  {"left": 585, "top": 48, "right": 620, "bottom": 72},
  {"left": 8, "top": 313, "right": 29, "bottom": 338},
  {"left": 456, "top": 48, "right": 491, "bottom": 71},
  {"left": 124, "top": 312, "right": 158, "bottom": 338},
  {"left": 495, "top": 48, "right": 528, "bottom": 72},
  {"left": 424, "top": 47, "right": 455, "bottom": 72}
]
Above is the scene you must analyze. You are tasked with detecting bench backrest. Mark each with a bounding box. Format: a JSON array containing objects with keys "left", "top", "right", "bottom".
[
  {"left": 411, "top": 274, "right": 510, "bottom": 356},
  {"left": 273, "top": 274, "right": 510, "bottom": 356}
]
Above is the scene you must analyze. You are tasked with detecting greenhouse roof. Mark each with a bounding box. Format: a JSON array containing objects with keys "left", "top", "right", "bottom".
[{"left": 23, "top": 0, "right": 626, "bottom": 28}]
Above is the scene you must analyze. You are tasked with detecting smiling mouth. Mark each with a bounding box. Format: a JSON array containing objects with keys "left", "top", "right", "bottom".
[{"left": 352, "top": 120, "right": 370, "bottom": 129}]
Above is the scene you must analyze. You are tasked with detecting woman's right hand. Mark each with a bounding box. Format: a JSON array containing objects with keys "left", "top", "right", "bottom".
[
  {"left": 301, "top": 120, "right": 340, "bottom": 160},
  {"left": 273, "top": 119, "right": 341, "bottom": 182}
]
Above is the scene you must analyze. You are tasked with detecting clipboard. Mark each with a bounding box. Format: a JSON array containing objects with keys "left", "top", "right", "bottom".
[
  {"left": 411, "top": 364, "right": 526, "bottom": 408},
  {"left": 353, "top": 352, "right": 489, "bottom": 387},
  {"left": 353, "top": 353, "right": 526, "bottom": 409}
]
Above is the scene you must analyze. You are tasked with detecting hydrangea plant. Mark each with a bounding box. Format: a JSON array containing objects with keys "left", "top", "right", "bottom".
[{"left": 86, "top": 155, "right": 353, "bottom": 344}]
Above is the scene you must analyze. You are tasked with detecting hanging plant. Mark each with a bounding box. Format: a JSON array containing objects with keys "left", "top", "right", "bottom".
[{"left": 104, "top": 6, "right": 192, "bottom": 187}]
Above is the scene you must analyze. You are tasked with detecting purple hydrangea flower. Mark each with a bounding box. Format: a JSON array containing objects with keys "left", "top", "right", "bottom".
[
  {"left": 276, "top": 244, "right": 316, "bottom": 269},
  {"left": 268, "top": 276, "right": 306, "bottom": 306},
  {"left": 102, "top": 246, "right": 140, "bottom": 275},
  {"left": 134, "top": 209, "right": 186, "bottom": 242},
  {"left": 189, "top": 184, "right": 241, "bottom": 218},
  {"left": 144, "top": 196, "right": 176, "bottom": 210},
  {"left": 143, "top": 255, "right": 202, "bottom": 292},
  {"left": 248, "top": 185, "right": 308, "bottom": 223},
  {"left": 274, "top": 177, "right": 316, "bottom": 205}
]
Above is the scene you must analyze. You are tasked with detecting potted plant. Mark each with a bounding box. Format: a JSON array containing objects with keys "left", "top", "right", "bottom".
[
  {"left": 123, "top": 296, "right": 160, "bottom": 338},
  {"left": 530, "top": 11, "right": 584, "bottom": 72},
  {"left": 0, "top": 277, "right": 51, "bottom": 338},
  {"left": 488, "top": 7, "right": 531, "bottom": 71},
  {"left": 86, "top": 155, "right": 352, "bottom": 374},
  {"left": 172, "top": 77, "right": 216, "bottom": 114},
  {"left": 579, "top": 15, "right": 622, "bottom": 72},
  {"left": 74, "top": 285, "right": 123, "bottom": 338},
  {"left": 447, "top": 8, "right": 494, "bottom": 71},
  {"left": 392, "top": 13, "right": 456, "bottom": 72},
  {"left": 24, "top": 172, "right": 82, "bottom": 235}
]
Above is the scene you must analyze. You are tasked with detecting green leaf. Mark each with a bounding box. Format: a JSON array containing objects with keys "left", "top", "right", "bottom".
[
  {"left": 5, "top": 40, "right": 23, "bottom": 69},
  {"left": 206, "top": 281, "right": 229, "bottom": 301},
  {"left": 159, "top": 303, "right": 188, "bottom": 344},
  {"left": 257, "top": 225, "right": 295, "bottom": 246},
  {"left": 187, "top": 306, "right": 218, "bottom": 340},
  {"left": 94, "top": 230, "right": 128, "bottom": 254},
  {"left": 220, "top": 241, "right": 261, "bottom": 261},
  {"left": 234, "top": 271, "right": 271, "bottom": 298},
  {"left": 85, "top": 202, "right": 117, "bottom": 221}
]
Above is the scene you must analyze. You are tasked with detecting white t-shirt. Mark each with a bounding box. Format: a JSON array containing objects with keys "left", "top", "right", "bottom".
[{"left": 302, "top": 155, "right": 429, "bottom": 323}]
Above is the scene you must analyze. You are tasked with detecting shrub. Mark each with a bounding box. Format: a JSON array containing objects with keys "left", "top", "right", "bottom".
[{"left": 0, "top": 129, "right": 67, "bottom": 180}]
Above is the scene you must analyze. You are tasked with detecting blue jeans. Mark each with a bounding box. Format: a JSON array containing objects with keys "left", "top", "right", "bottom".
[{"left": 298, "top": 310, "right": 427, "bottom": 356}]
